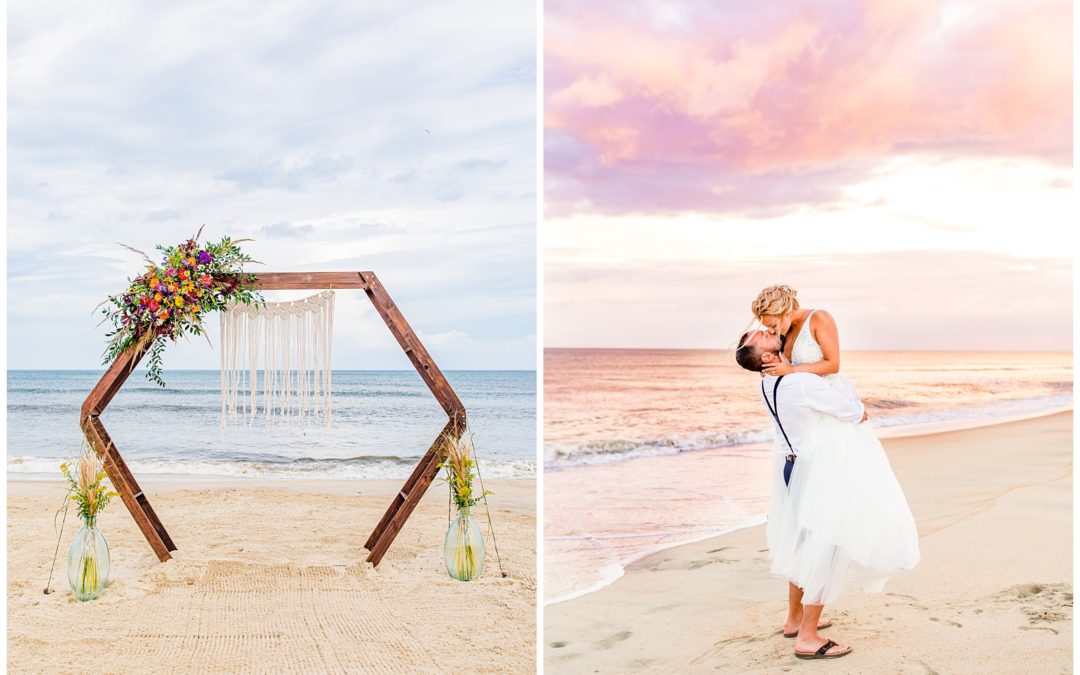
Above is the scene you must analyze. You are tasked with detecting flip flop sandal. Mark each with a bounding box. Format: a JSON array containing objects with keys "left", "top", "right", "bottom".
[
  {"left": 783, "top": 619, "right": 832, "bottom": 638},
  {"left": 794, "top": 639, "right": 851, "bottom": 660}
]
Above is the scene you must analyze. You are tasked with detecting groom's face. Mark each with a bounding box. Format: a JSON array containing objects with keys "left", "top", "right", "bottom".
[{"left": 751, "top": 329, "right": 782, "bottom": 356}]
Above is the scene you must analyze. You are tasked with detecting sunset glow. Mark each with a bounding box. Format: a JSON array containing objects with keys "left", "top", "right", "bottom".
[{"left": 544, "top": 0, "right": 1072, "bottom": 351}]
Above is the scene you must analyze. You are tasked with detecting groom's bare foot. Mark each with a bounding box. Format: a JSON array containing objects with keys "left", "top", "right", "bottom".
[
  {"left": 793, "top": 636, "right": 851, "bottom": 659},
  {"left": 782, "top": 617, "right": 832, "bottom": 636}
]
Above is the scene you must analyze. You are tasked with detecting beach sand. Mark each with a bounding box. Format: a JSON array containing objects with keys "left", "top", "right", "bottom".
[
  {"left": 8, "top": 478, "right": 536, "bottom": 674},
  {"left": 545, "top": 412, "right": 1072, "bottom": 673}
]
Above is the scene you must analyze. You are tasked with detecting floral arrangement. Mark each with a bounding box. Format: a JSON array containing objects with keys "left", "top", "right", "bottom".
[
  {"left": 61, "top": 448, "right": 119, "bottom": 524},
  {"left": 440, "top": 429, "right": 492, "bottom": 581},
  {"left": 100, "top": 227, "right": 261, "bottom": 386},
  {"left": 61, "top": 448, "right": 119, "bottom": 600}
]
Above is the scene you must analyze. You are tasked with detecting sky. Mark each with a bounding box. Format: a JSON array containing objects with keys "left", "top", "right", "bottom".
[
  {"left": 545, "top": 0, "right": 1073, "bottom": 351},
  {"left": 7, "top": 0, "right": 536, "bottom": 371}
]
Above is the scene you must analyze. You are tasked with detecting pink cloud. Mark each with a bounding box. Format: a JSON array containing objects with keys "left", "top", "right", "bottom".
[{"left": 545, "top": 0, "right": 1072, "bottom": 215}]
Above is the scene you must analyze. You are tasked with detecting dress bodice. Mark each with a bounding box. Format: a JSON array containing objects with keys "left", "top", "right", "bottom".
[
  {"left": 789, "top": 310, "right": 860, "bottom": 401},
  {"left": 790, "top": 310, "right": 824, "bottom": 366}
]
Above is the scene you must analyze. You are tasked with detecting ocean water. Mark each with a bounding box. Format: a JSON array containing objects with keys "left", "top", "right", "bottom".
[
  {"left": 544, "top": 349, "right": 1072, "bottom": 604},
  {"left": 8, "top": 369, "right": 536, "bottom": 480}
]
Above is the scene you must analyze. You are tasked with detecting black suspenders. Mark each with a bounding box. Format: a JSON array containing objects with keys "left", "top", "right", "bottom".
[
  {"left": 762, "top": 376, "right": 797, "bottom": 486},
  {"left": 761, "top": 375, "right": 795, "bottom": 455}
]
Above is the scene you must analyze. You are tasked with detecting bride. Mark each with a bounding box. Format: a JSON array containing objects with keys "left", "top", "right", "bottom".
[{"left": 749, "top": 284, "right": 920, "bottom": 656}]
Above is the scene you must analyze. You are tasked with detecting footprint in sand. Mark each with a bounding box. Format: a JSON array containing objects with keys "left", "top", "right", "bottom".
[
  {"left": 688, "top": 558, "right": 732, "bottom": 570},
  {"left": 906, "top": 660, "right": 940, "bottom": 675},
  {"left": 690, "top": 632, "right": 774, "bottom": 667},
  {"left": 929, "top": 617, "right": 962, "bottom": 628},
  {"left": 1019, "top": 626, "right": 1059, "bottom": 635},
  {"left": 596, "top": 631, "right": 632, "bottom": 650},
  {"left": 549, "top": 641, "right": 568, "bottom": 648}
]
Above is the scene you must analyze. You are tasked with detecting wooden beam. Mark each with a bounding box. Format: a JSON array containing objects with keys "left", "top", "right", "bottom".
[
  {"left": 364, "top": 419, "right": 456, "bottom": 551},
  {"left": 81, "top": 336, "right": 152, "bottom": 420},
  {"left": 361, "top": 272, "right": 466, "bottom": 422},
  {"left": 249, "top": 272, "right": 371, "bottom": 290},
  {"left": 365, "top": 424, "right": 457, "bottom": 566},
  {"left": 82, "top": 418, "right": 174, "bottom": 561}
]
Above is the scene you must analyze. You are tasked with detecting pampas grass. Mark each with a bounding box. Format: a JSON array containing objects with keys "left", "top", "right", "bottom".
[
  {"left": 61, "top": 447, "right": 118, "bottom": 600},
  {"left": 61, "top": 447, "right": 118, "bottom": 523},
  {"left": 440, "top": 428, "right": 491, "bottom": 581}
]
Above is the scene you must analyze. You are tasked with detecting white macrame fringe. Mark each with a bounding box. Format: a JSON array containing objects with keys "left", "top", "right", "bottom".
[{"left": 220, "top": 290, "right": 335, "bottom": 427}]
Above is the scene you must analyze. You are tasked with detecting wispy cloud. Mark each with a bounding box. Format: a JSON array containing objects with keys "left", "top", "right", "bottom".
[
  {"left": 8, "top": 0, "right": 536, "bottom": 370},
  {"left": 545, "top": 0, "right": 1072, "bottom": 216}
]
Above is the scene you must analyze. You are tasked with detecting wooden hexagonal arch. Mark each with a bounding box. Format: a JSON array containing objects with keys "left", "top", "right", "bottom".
[{"left": 80, "top": 271, "right": 467, "bottom": 566}]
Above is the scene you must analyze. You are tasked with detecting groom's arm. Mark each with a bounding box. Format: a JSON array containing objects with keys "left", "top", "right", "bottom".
[{"left": 798, "top": 376, "right": 865, "bottom": 423}]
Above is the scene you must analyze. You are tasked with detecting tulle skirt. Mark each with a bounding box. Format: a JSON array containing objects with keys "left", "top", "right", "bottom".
[{"left": 766, "top": 416, "right": 920, "bottom": 605}]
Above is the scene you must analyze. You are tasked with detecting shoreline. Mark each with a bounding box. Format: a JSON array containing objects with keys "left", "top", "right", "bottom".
[
  {"left": 544, "top": 407, "right": 1072, "bottom": 606},
  {"left": 545, "top": 411, "right": 1073, "bottom": 672},
  {"left": 544, "top": 403, "right": 1073, "bottom": 472}
]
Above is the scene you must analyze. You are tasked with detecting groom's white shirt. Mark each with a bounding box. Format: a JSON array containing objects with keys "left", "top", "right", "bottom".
[{"left": 761, "top": 373, "right": 865, "bottom": 456}]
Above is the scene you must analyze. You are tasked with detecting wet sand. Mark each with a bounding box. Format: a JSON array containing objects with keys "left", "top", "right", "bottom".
[{"left": 545, "top": 412, "right": 1072, "bottom": 673}]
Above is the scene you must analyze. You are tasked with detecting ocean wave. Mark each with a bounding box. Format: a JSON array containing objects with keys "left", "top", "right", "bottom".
[
  {"left": 545, "top": 428, "right": 775, "bottom": 469},
  {"left": 545, "top": 393, "right": 1072, "bottom": 469},
  {"left": 8, "top": 455, "right": 536, "bottom": 480}
]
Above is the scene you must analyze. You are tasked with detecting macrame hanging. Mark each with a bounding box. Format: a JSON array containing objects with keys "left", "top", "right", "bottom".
[{"left": 220, "top": 290, "right": 335, "bottom": 427}]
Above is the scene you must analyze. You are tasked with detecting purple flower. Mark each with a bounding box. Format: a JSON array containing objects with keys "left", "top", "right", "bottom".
[{"left": 198, "top": 250, "right": 212, "bottom": 264}]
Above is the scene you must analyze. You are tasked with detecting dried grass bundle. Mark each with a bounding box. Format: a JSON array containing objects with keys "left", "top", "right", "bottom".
[{"left": 61, "top": 447, "right": 119, "bottom": 523}]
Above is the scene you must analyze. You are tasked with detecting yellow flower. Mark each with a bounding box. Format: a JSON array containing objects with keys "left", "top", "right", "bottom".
[
  {"left": 174, "top": 296, "right": 184, "bottom": 307},
  {"left": 154, "top": 293, "right": 162, "bottom": 302},
  {"left": 187, "top": 257, "right": 196, "bottom": 266}
]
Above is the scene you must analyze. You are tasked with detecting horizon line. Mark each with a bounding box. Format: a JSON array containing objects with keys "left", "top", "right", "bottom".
[{"left": 543, "top": 346, "right": 1074, "bottom": 355}]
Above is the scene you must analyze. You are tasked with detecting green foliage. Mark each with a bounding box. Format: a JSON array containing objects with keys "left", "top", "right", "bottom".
[{"left": 100, "top": 229, "right": 263, "bottom": 386}]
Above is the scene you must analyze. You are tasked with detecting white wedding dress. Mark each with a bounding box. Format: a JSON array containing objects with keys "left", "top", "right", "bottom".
[{"left": 766, "top": 311, "right": 920, "bottom": 605}]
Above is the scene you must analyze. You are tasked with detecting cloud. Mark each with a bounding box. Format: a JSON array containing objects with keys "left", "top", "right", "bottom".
[
  {"left": 7, "top": 0, "right": 537, "bottom": 371},
  {"left": 146, "top": 208, "right": 186, "bottom": 221},
  {"left": 216, "top": 155, "right": 355, "bottom": 192},
  {"left": 545, "top": 0, "right": 1072, "bottom": 216},
  {"left": 456, "top": 158, "right": 509, "bottom": 171},
  {"left": 259, "top": 221, "right": 315, "bottom": 239}
]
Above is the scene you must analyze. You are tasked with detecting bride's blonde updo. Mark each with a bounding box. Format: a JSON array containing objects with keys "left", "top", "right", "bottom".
[{"left": 751, "top": 284, "right": 799, "bottom": 318}]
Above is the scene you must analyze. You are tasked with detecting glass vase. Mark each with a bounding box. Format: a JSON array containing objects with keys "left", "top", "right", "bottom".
[
  {"left": 67, "top": 516, "right": 110, "bottom": 601},
  {"left": 444, "top": 506, "right": 486, "bottom": 581}
]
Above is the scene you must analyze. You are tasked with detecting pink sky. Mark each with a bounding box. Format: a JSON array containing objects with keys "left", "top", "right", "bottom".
[
  {"left": 544, "top": 0, "right": 1072, "bottom": 351},
  {"left": 546, "top": 0, "right": 1071, "bottom": 216}
]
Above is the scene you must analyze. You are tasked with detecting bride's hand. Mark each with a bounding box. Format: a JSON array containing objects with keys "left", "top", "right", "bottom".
[{"left": 762, "top": 361, "right": 795, "bottom": 376}]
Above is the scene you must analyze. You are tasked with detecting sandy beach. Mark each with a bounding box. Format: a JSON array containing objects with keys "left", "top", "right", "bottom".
[
  {"left": 8, "top": 478, "right": 536, "bottom": 674},
  {"left": 545, "top": 412, "right": 1072, "bottom": 673}
]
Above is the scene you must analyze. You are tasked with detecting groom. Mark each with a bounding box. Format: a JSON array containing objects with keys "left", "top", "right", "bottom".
[{"left": 735, "top": 329, "right": 867, "bottom": 660}]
